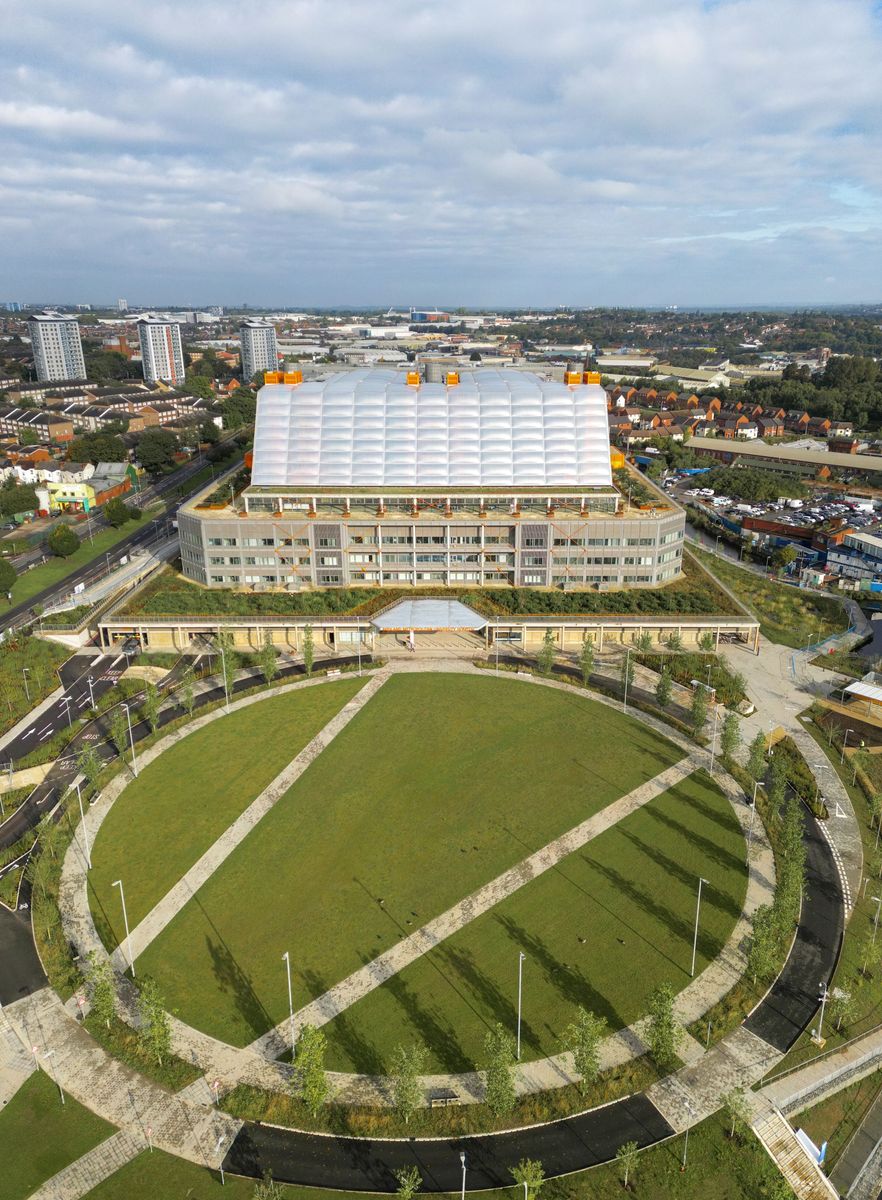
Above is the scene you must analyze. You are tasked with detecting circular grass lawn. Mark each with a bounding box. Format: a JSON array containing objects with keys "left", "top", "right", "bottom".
[{"left": 89, "top": 672, "right": 747, "bottom": 1065}]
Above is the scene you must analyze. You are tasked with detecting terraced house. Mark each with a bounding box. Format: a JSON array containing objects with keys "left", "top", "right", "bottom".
[{"left": 178, "top": 367, "right": 686, "bottom": 591}]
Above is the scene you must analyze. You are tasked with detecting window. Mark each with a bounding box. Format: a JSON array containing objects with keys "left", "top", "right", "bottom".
[
  {"left": 523, "top": 554, "right": 545, "bottom": 567},
  {"left": 523, "top": 537, "right": 545, "bottom": 548},
  {"left": 319, "top": 555, "right": 339, "bottom": 566}
]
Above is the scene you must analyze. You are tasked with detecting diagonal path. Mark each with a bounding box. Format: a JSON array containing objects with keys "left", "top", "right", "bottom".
[
  {"left": 111, "top": 670, "right": 389, "bottom": 971},
  {"left": 248, "top": 753, "right": 701, "bottom": 1059}
]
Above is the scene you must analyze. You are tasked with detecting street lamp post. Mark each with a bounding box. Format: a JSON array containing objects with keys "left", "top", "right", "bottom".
[
  {"left": 460, "top": 1151, "right": 467, "bottom": 1200},
  {"left": 121, "top": 704, "right": 138, "bottom": 776},
  {"left": 622, "top": 646, "right": 632, "bottom": 713},
  {"left": 21, "top": 668, "right": 29, "bottom": 702},
  {"left": 872, "top": 896, "right": 882, "bottom": 945},
  {"left": 282, "top": 950, "right": 296, "bottom": 1058},
  {"left": 74, "top": 781, "right": 91, "bottom": 869},
  {"left": 841, "top": 729, "right": 854, "bottom": 765},
  {"left": 709, "top": 709, "right": 720, "bottom": 775},
  {"left": 690, "top": 877, "right": 708, "bottom": 977},
  {"left": 61, "top": 697, "right": 73, "bottom": 728},
  {"left": 112, "top": 879, "right": 135, "bottom": 976},
  {"left": 86, "top": 675, "right": 95, "bottom": 709},
  {"left": 747, "top": 785, "right": 758, "bottom": 864},
  {"left": 516, "top": 951, "right": 525, "bottom": 1059},
  {"left": 816, "top": 982, "right": 829, "bottom": 1044},
  {"left": 680, "top": 1099, "right": 695, "bottom": 1171},
  {"left": 43, "top": 1049, "right": 64, "bottom": 1106},
  {"left": 218, "top": 641, "right": 231, "bottom": 713}
]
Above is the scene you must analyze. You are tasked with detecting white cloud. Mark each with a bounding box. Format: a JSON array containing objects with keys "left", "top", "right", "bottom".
[{"left": 1, "top": 0, "right": 882, "bottom": 303}]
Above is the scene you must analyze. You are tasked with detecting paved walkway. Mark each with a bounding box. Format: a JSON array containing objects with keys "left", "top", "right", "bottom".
[
  {"left": 110, "top": 671, "right": 385, "bottom": 969},
  {"left": 1, "top": 987, "right": 240, "bottom": 1166},
  {"left": 250, "top": 754, "right": 700, "bottom": 1059},
  {"left": 0, "top": 1006, "right": 35, "bottom": 1108},
  {"left": 761, "top": 1025, "right": 882, "bottom": 1117},
  {"left": 29, "top": 1130, "right": 144, "bottom": 1200},
  {"left": 59, "top": 659, "right": 775, "bottom": 1109}
]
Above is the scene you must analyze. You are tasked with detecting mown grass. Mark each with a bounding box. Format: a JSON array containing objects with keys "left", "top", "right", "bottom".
[
  {"left": 89, "top": 678, "right": 366, "bottom": 943},
  {"left": 318, "top": 770, "right": 747, "bottom": 1074},
  {"left": 0, "top": 1069, "right": 113, "bottom": 1200},
  {"left": 798, "top": 1071, "right": 882, "bottom": 1174},
  {"left": 137, "top": 673, "right": 686, "bottom": 1047},
  {"left": 690, "top": 546, "right": 850, "bottom": 648}
]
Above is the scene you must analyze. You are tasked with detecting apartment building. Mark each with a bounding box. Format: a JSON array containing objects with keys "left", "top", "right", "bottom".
[{"left": 27, "top": 312, "right": 86, "bottom": 382}]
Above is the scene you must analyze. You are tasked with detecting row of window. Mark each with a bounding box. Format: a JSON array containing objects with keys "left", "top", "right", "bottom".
[{"left": 552, "top": 536, "right": 659, "bottom": 548}]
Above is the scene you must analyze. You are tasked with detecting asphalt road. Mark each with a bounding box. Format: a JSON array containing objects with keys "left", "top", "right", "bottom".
[
  {"left": 0, "top": 439, "right": 242, "bottom": 633},
  {"left": 0, "top": 649, "right": 848, "bottom": 1189},
  {"left": 224, "top": 1093, "right": 674, "bottom": 1191}
]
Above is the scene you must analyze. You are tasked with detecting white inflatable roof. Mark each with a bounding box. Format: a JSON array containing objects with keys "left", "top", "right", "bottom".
[{"left": 250, "top": 368, "right": 613, "bottom": 489}]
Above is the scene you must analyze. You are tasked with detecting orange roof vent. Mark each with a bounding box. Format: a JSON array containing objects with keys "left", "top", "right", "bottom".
[
  {"left": 583, "top": 371, "right": 602, "bottom": 384},
  {"left": 564, "top": 371, "right": 582, "bottom": 385},
  {"left": 446, "top": 372, "right": 460, "bottom": 386},
  {"left": 283, "top": 371, "right": 303, "bottom": 385},
  {"left": 263, "top": 371, "right": 283, "bottom": 384},
  {"left": 406, "top": 371, "right": 421, "bottom": 386}
]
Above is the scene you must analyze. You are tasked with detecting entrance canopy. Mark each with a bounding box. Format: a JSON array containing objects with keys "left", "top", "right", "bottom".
[{"left": 371, "top": 599, "right": 486, "bottom": 632}]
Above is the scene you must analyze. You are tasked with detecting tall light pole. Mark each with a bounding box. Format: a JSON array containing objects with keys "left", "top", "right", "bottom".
[
  {"left": 43, "top": 1049, "right": 64, "bottom": 1106},
  {"left": 21, "top": 668, "right": 30, "bottom": 702},
  {"left": 516, "top": 951, "right": 525, "bottom": 1060},
  {"left": 218, "top": 640, "right": 231, "bottom": 713},
  {"left": 872, "top": 896, "right": 882, "bottom": 945},
  {"left": 816, "top": 981, "right": 829, "bottom": 1044},
  {"left": 282, "top": 951, "right": 296, "bottom": 1058},
  {"left": 460, "top": 1151, "right": 467, "bottom": 1200},
  {"left": 680, "top": 1099, "right": 695, "bottom": 1171},
  {"left": 74, "top": 781, "right": 91, "bottom": 869},
  {"left": 841, "top": 729, "right": 854, "bottom": 765},
  {"left": 690, "top": 877, "right": 708, "bottom": 977},
  {"left": 61, "top": 697, "right": 73, "bottom": 728},
  {"left": 622, "top": 646, "right": 632, "bottom": 713},
  {"left": 121, "top": 704, "right": 138, "bottom": 776},
  {"left": 709, "top": 709, "right": 720, "bottom": 775},
  {"left": 747, "top": 786, "right": 758, "bottom": 864},
  {"left": 86, "top": 675, "right": 95, "bottom": 709},
  {"left": 112, "top": 878, "right": 135, "bottom": 976}
]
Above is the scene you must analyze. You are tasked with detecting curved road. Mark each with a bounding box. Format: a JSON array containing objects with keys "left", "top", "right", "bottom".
[{"left": 0, "top": 654, "right": 846, "bottom": 1190}]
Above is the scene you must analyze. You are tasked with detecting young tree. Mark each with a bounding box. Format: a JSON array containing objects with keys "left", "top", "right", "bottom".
[
  {"left": 294, "top": 1023, "right": 328, "bottom": 1116},
  {"left": 0, "top": 557, "right": 16, "bottom": 599},
  {"left": 103, "top": 497, "right": 132, "bottom": 528},
  {"left": 85, "top": 950, "right": 116, "bottom": 1028},
  {"left": 536, "top": 629, "right": 556, "bottom": 677},
  {"left": 391, "top": 1042, "right": 424, "bottom": 1125},
  {"left": 747, "top": 905, "right": 779, "bottom": 985},
  {"left": 830, "top": 984, "right": 857, "bottom": 1032},
  {"left": 721, "top": 1086, "right": 750, "bottom": 1140},
  {"left": 511, "top": 1158, "right": 545, "bottom": 1200},
  {"left": 482, "top": 1022, "right": 517, "bottom": 1117},
  {"left": 302, "top": 625, "right": 315, "bottom": 678},
  {"left": 698, "top": 631, "right": 716, "bottom": 653},
  {"left": 645, "top": 981, "right": 680, "bottom": 1070},
  {"left": 690, "top": 686, "right": 709, "bottom": 735},
  {"left": 108, "top": 706, "right": 130, "bottom": 759},
  {"left": 563, "top": 1007, "right": 607, "bottom": 1094},
  {"left": 667, "top": 631, "right": 683, "bottom": 651},
  {"left": 179, "top": 666, "right": 196, "bottom": 717},
  {"left": 259, "top": 632, "right": 278, "bottom": 688},
  {"left": 47, "top": 524, "right": 80, "bottom": 558},
  {"left": 394, "top": 1166, "right": 422, "bottom": 1200},
  {"left": 636, "top": 630, "right": 653, "bottom": 653},
  {"left": 579, "top": 637, "right": 594, "bottom": 686},
  {"left": 142, "top": 681, "right": 160, "bottom": 733},
  {"left": 747, "top": 731, "right": 768, "bottom": 782},
  {"left": 860, "top": 932, "right": 881, "bottom": 979},
  {"left": 721, "top": 712, "right": 741, "bottom": 759},
  {"left": 767, "top": 755, "right": 787, "bottom": 822},
  {"left": 616, "top": 1141, "right": 639, "bottom": 1190},
  {"left": 216, "top": 629, "right": 236, "bottom": 698},
  {"left": 253, "top": 1173, "right": 285, "bottom": 1200},
  {"left": 36, "top": 812, "right": 62, "bottom": 862},
  {"left": 136, "top": 977, "right": 171, "bottom": 1065},
  {"left": 655, "top": 667, "right": 672, "bottom": 709},
  {"left": 77, "top": 744, "right": 103, "bottom": 793}
]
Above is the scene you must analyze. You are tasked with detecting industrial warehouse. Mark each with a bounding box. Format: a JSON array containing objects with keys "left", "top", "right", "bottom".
[{"left": 177, "top": 367, "right": 687, "bottom": 592}]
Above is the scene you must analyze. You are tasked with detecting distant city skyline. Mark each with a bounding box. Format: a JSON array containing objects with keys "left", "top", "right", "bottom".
[{"left": 4, "top": 0, "right": 882, "bottom": 307}]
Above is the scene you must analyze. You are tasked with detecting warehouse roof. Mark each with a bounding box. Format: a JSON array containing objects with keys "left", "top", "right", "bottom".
[
  {"left": 250, "top": 368, "right": 613, "bottom": 489},
  {"left": 688, "top": 436, "right": 882, "bottom": 473}
]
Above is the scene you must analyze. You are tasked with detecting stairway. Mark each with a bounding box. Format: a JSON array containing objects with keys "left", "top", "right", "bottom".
[{"left": 752, "top": 1100, "right": 840, "bottom": 1200}]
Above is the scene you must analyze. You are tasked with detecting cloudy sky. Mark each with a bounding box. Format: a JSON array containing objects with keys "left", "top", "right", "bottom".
[{"left": 4, "top": 0, "right": 882, "bottom": 307}]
